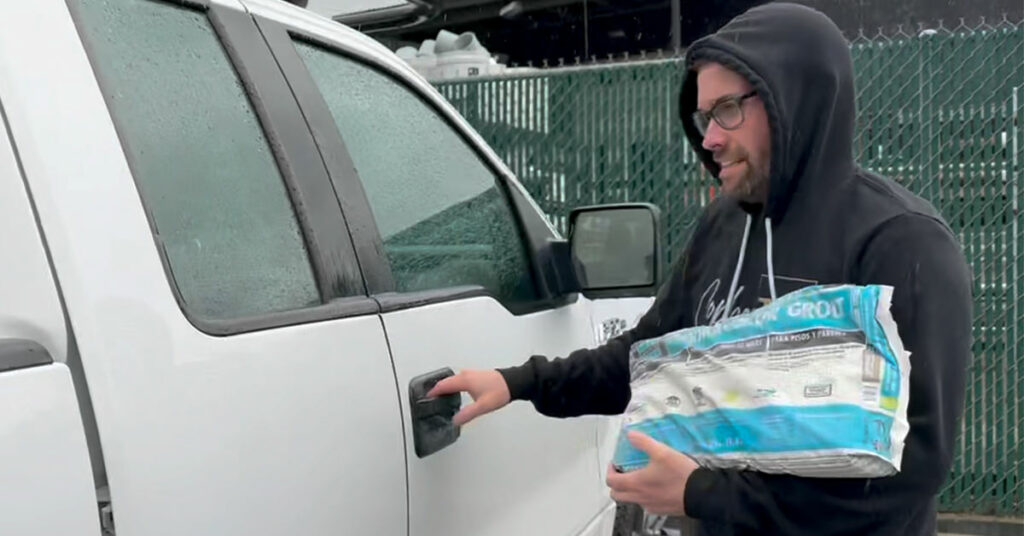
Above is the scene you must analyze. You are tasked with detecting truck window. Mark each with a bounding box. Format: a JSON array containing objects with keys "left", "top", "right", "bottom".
[
  {"left": 71, "top": 0, "right": 320, "bottom": 320},
  {"left": 293, "top": 40, "right": 539, "bottom": 306}
]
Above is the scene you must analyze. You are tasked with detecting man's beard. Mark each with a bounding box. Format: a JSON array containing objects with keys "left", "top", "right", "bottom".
[{"left": 726, "top": 164, "right": 768, "bottom": 204}]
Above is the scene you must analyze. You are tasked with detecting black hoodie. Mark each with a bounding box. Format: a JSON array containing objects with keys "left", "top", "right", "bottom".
[{"left": 498, "top": 3, "right": 973, "bottom": 535}]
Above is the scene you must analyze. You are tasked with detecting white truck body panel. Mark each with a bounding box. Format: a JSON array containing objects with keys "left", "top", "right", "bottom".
[
  {"left": 2, "top": 1, "right": 406, "bottom": 534},
  {"left": 382, "top": 297, "right": 605, "bottom": 536},
  {"left": 0, "top": 1, "right": 651, "bottom": 534},
  {"left": 0, "top": 365, "right": 100, "bottom": 536}
]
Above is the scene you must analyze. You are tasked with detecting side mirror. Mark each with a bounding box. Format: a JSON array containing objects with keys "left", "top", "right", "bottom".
[{"left": 569, "top": 203, "right": 661, "bottom": 299}]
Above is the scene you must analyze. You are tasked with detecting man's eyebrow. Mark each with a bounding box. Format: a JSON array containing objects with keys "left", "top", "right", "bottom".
[{"left": 696, "top": 93, "right": 744, "bottom": 113}]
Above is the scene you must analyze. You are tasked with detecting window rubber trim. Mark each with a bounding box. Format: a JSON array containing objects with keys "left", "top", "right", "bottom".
[{"left": 253, "top": 16, "right": 395, "bottom": 294}]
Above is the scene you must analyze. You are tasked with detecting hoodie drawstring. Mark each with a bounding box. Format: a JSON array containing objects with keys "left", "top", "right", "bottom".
[
  {"left": 723, "top": 215, "right": 752, "bottom": 319},
  {"left": 765, "top": 217, "right": 778, "bottom": 301},
  {"left": 722, "top": 215, "right": 778, "bottom": 321}
]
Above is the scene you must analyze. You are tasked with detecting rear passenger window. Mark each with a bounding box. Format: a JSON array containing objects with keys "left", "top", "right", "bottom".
[
  {"left": 73, "top": 0, "right": 320, "bottom": 320},
  {"left": 293, "top": 41, "right": 539, "bottom": 306}
]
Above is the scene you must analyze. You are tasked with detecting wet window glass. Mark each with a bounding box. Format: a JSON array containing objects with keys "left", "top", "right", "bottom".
[
  {"left": 294, "top": 41, "right": 538, "bottom": 305},
  {"left": 74, "top": 0, "right": 320, "bottom": 320}
]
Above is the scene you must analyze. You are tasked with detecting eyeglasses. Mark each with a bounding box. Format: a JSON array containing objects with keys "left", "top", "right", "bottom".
[{"left": 692, "top": 91, "right": 758, "bottom": 136}]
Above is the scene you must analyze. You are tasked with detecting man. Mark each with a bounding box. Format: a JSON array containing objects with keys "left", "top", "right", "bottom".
[{"left": 429, "top": 3, "right": 972, "bottom": 535}]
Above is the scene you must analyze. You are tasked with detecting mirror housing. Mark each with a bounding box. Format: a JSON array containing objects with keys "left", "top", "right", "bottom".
[
  {"left": 568, "top": 203, "right": 661, "bottom": 299},
  {"left": 534, "top": 238, "right": 582, "bottom": 298}
]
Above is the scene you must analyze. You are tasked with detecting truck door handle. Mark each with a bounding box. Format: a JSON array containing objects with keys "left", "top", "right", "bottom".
[{"left": 408, "top": 368, "right": 461, "bottom": 458}]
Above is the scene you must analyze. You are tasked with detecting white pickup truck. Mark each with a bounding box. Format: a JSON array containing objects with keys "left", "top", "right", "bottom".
[{"left": 0, "top": 0, "right": 661, "bottom": 535}]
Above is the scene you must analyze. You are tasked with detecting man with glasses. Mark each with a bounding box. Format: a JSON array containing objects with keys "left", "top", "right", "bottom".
[
  {"left": 430, "top": 3, "right": 972, "bottom": 535},
  {"left": 690, "top": 86, "right": 767, "bottom": 207}
]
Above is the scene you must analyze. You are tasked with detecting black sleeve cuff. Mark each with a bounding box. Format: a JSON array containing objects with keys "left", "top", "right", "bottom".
[
  {"left": 684, "top": 467, "right": 720, "bottom": 520},
  {"left": 496, "top": 359, "right": 538, "bottom": 401}
]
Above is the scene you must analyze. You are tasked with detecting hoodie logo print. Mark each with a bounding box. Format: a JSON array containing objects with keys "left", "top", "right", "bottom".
[{"left": 696, "top": 278, "right": 753, "bottom": 326}]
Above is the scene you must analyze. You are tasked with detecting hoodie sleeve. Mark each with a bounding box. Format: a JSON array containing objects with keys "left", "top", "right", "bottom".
[
  {"left": 684, "top": 213, "right": 973, "bottom": 530},
  {"left": 496, "top": 248, "right": 695, "bottom": 418}
]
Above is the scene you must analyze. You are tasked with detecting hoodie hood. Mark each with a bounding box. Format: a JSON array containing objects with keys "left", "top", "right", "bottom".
[{"left": 680, "top": 2, "right": 856, "bottom": 221}]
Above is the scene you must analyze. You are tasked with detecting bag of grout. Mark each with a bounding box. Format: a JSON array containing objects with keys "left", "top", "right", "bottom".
[{"left": 611, "top": 284, "right": 911, "bottom": 478}]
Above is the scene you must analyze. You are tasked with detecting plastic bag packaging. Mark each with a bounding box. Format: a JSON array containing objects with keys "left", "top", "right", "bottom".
[{"left": 611, "top": 285, "right": 910, "bottom": 478}]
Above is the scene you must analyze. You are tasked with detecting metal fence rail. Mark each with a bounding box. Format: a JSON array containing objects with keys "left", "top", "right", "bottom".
[{"left": 435, "top": 18, "right": 1023, "bottom": 516}]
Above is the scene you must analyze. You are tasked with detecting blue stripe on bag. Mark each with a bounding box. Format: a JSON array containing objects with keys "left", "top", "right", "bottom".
[{"left": 613, "top": 404, "right": 895, "bottom": 470}]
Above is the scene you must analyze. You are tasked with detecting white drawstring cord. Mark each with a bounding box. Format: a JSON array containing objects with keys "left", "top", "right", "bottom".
[
  {"left": 765, "top": 217, "right": 778, "bottom": 301},
  {"left": 723, "top": 214, "right": 752, "bottom": 320}
]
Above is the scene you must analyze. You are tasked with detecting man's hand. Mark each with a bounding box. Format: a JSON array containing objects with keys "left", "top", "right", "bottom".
[
  {"left": 427, "top": 369, "right": 511, "bottom": 426},
  {"left": 606, "top": 431, "right": 700, "bottom": 516}
]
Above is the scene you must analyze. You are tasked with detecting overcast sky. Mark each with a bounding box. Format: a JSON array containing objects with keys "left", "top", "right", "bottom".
[{"left": 305, "top": 0, "right": 407, "bottom": 17}]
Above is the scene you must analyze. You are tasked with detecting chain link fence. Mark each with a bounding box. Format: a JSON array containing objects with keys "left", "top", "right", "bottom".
[{"left": 435, "top": 17, "right": 1023, "bottom": 517}]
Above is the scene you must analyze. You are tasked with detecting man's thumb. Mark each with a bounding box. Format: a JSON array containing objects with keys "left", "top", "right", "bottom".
[{"left": 627, "top": 431, "right": 666, "bottom": 456}]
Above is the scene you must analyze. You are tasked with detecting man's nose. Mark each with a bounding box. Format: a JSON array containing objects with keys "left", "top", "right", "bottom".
[{"left": 701, "top": 121, "right": 727, "bottom": 152}]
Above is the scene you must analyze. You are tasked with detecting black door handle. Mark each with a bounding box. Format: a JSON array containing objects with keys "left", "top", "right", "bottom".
[{"left": 408, "top": 368, "right": 462, "bottom": 458}]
